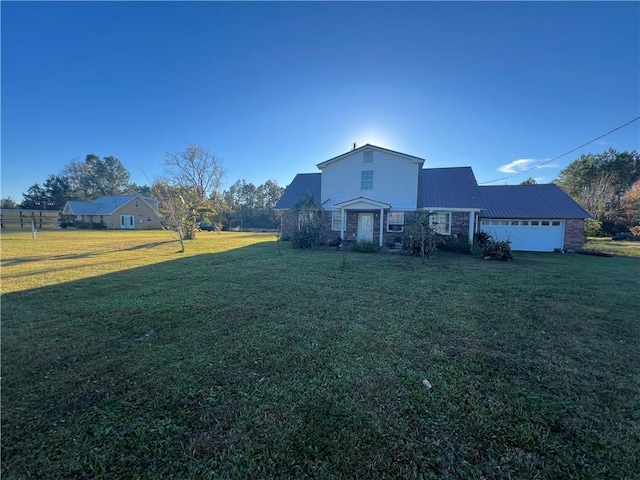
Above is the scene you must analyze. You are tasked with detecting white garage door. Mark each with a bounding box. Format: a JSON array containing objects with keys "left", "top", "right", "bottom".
[{"left": 480, "top": 219, "right": 565, "bottom": 252}]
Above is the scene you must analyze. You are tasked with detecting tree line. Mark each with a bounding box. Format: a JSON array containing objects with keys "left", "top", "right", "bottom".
[
  {"left": 554, "top": 148, "right": 640, "bottom": 235},
  {"left": 0, "top": 147, "right": 284, "bottom": 234}
]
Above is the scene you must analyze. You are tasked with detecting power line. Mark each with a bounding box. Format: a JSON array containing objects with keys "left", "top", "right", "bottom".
[{"left": 478, "top": 116, "right": 640, "bottom": 185}]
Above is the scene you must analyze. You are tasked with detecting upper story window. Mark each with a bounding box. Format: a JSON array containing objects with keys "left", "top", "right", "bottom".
[
  {"left": 135, "top": 200, "right": 139, "bottom": 208},
  {"left": 361, "top": 170, "right": 373, "bottom": 190},
  {"left": 363, "top": 150, "right": 373, "bottom": 163},
  {"left": 430, "top": 212, "right": 451, "bottom": 235}
]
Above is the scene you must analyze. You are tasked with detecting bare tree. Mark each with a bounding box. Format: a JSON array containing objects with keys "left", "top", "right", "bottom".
[
  {"left": 152, "top": 181, "right": 191, "bottom": 253},
  {"left": 575, "top": 173, "right": 619, "bottom": 222},
  {"left": 160, "top": 145, "right": 226, "bottom": 241}
]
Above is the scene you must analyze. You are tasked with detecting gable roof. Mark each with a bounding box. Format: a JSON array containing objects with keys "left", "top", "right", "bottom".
[
  {"left": 418, "top": 167, "right": 485, "bottom": 210},
  {"left": 274, "top": 173, "right": 321, "bottom": 209},
  {"left": 63, "top": 195, "right": 159, "bottom": 215},
  {"left": 316, "top": 144, "right": 425, "bottom": 170},
  {"left": 478, "top": 184, "right": 590, "bottom": 219}
]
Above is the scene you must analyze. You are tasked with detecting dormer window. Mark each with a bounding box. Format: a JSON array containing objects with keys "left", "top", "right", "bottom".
[{"left": 361, "top": 170, "right": 373, "bottom": 190}]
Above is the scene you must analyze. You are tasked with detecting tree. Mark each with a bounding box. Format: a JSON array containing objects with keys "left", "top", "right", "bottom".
[
  {"left": 61, "top": 154, "right": 131, "bottom": 200},
  {"left": 152, "top": 181, "right": 191, "bottom": 253},
  {"left": 20, "top": 184, "right": 48, "bottom": 209},
  {"left": 621, "top": 179, "right": 640, "bottom": 226},
  {"left": 43, "top": 175, "right": 72, "bottom": 210},
  {"left": 520, "top": 177, "right": 537, "bottom": 185},
  {"left": 556, "top": 149, "right": 640, "bottom": 198},
  {"left": 1, "top": 197, "right": 17, "bottom": 209},
  {"left": 555, "top": 149, "right": 640, "bottom": 230},
  {"left": 159, "top": 145, "right": 225, "bottom": 241},
  {"left": 574, "top": 173, "right": 619, "bottom": 223}
]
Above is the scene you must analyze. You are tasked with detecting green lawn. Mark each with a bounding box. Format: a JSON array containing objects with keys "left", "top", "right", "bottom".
[
  {"left": 2, "top": 230, "right": 639, "bottom": 479},
  {"left": 582, "top": 237, "right": 640, "bottom": 257}
]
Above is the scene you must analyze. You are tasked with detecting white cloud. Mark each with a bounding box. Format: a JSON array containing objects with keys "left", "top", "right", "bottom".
[
  {"left": 498, "top": 158, "right": 560, "bottom": 174},
  {"left": 498, "top": 159, "right": 535, "bottom": 173}
]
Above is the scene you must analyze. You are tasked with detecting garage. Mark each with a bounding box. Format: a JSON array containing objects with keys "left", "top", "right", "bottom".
[{"left": 480, "top": 219, "right": 565, "bottom": 252}]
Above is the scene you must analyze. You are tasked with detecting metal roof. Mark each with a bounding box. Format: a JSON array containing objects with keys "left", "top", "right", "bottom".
[
  {"left": 418, "top": 167, "right": 485, "bottom": 209},
  {"left": 63, "top": 195, "right": 158, "bottom": 215},
  {"left": 478, "top": 184, "right": 590, "bottom": 219},
  {"left": 274, "top": 173, "right": 321, "bottom": 209}
]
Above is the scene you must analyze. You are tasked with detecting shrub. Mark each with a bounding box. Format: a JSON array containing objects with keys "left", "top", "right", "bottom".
[
  {"left": 437, "top": 234, "right": 471, "bottom": 254},
  {"left": 402, "top": 213, "right": 439, "bottom": 258},
  {"left": 475, "top": 230, "right": 514, "bottom": 261},
  {"left": 76, "top": 222, "right": 91, "bottom": 230},
  {"left": 585, "top": 219, "right": 604, "bottom": 237},
  {"left": 350, "top": 240, "right": 377, "bottom": 253},
  {"left": 59, "top": 221, "right": 71, "bottom": 229},
  {"left": 91, "top": 222, "right": 107, "bottom": 230},
  {"left": 292, "top": 223, "right": 322, "bottom": 249}
]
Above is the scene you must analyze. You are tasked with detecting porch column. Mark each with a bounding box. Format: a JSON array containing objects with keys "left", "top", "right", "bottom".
[
  {"left": 468, "top": 211, "right": 475, "bottom": 246},
  {"left": 379, "top": 208, "right": 384, "bottom": 246},
  {"left": 340, "top": 208, "right": 345, "bottom": 241}
]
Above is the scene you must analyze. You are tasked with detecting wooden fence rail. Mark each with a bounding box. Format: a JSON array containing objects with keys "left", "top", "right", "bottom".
[{"left": 0, "top": 209, "right": 61, "bottom": 229}]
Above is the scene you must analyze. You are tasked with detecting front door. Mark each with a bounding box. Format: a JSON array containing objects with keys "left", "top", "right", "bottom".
[
  {"left": 357, "top": 213, "right": 374, "bottom": 242},
  {"left": 120, "top": 215, "right": 135, "bottom": 229}
]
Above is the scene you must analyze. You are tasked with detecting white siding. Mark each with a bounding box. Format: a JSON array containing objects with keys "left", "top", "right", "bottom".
[{"left": 320, "top": 149, "right": 420, "bottom": 210}]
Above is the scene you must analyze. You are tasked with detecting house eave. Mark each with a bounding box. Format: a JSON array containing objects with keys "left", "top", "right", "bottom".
[
  {"left": 316, "top": 144, "right": 425, "bottom": 170},
  {"left": 334, "top": 197, "right": 392, "bottom": 210}
]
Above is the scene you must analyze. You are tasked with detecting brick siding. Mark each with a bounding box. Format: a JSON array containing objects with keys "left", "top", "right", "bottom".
[{"left": 564, "top": 218, "right": 585, "bottom": 251}]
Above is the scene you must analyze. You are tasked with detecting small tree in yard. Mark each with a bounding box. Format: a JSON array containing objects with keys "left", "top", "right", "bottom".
[
  {"left": 291, "top": 192, "right": 323, "bottom": 249},
  {"left": 156, "top": 145, "right": 226, "bottom": 247},
  {"left": 402, "top": 213, "right": 439, "bottom": 259},
  {"left": 152, "top": 182, "right": 192, "bottom": 253}
]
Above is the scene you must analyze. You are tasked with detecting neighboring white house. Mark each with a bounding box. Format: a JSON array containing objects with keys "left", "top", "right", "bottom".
[
  {"left": 276, "top": 144, "right": 590, "bottom": 252},
  {"left": 62, "top": 194, "right": 163, "bottom": 230}
]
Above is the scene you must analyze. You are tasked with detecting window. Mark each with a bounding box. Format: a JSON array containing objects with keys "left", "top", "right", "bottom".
[
  {"left": 331, "top": 211, "right": 342, "bottom": 231},
  {"left": 387, "top": 212, "right": 405, "bottom": 232},
  {"left": 430, "top": 212, "right": 451, "bottom": 235},
  {"left": 361, "top": 170, "right": 373, "bottom": 190},
  {"left": 135, "top": 200, "right": 139, "bottom": 208},
  {"left": 521, "top": 221, "right": 529, "bottom": 226},
  {"left": 363, "top": 150, "right": 373, "bottom": 163},
  {"left": 298, "top": 210, "right": 316, "bottom": 227},
  {"left": 531, "top": 221, "right": 539, "bottom": 226},
  {"left": 511, "top": 221, "right": 519, "bottom": 225},
  {"left": 541, "top": 221, "right": 550, "bottom": 226},
  {"left": 147, "top": 216, "right": 152, "bottom": 222},
  {"left": 552, "top": 221, "right": 561, "bottom": 226},
  {"left": 501, "top": 221, "right": 509, "bottom": 225}
]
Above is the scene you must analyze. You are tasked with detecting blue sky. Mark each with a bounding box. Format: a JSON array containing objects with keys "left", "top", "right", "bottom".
[{"left": 2, "top": 1, "right": 639, "bottom": 202}]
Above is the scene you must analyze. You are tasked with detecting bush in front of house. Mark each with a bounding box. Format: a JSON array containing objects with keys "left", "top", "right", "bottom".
[
  {"left": 585, "top": 218, "right": 604, "bottom": 237},
  {"left": 437, "top": 234, "right": 471, "bottom": 254},
  {"left": 292, "top": 223, "right": 322, "bottom": 249},
  {"left": 475, "top": 230, "right": 514, "bottom": 261},
  {"left": 350, "top": 240, "right": 378, "bottom": 253},
  {"left": 401, "top": 213, "right": 439, "bottom": 258},
  {"left": 76, "top": 222, "right": 91, "bottom": 230}
]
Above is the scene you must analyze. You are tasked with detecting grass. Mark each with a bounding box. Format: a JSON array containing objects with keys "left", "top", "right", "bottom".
[
  {"left": 2, "top": 230, "right": 639, "bottom": 479},
  {"left": 582, "top": 236, "right": 640, "bottom": 257}
]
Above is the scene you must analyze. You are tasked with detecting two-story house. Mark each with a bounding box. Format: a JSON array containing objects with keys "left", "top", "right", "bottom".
[{"left": 275, "top": 144, "right": 589, "bottom": 252}]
